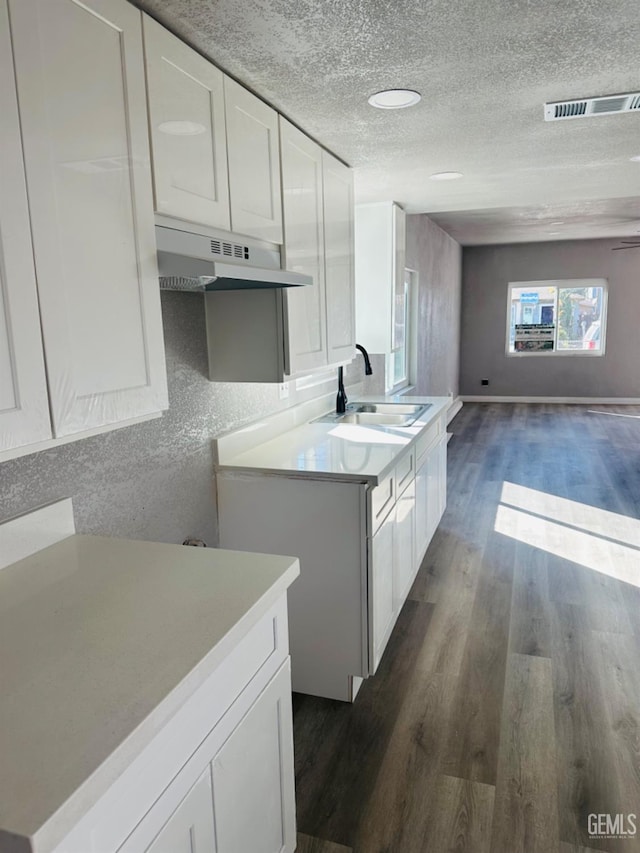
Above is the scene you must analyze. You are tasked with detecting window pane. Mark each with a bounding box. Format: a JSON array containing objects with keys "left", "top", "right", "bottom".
[
  {"left": 556, "top": 285, "right": 605, "bottom": 352},
  {"left": 507, "top": 279, "right": 607, "bottom": 356},
  {"left": 508, "top": 284, "right": 556, "bottom": 352}
]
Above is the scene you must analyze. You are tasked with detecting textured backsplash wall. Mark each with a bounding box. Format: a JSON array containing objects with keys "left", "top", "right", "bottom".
[{"left": 0, "top": 292, "right": 370, "bottom": 545}]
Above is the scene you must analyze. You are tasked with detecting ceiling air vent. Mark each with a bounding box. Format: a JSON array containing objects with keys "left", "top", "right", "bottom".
[{"left": 544, "top": 91, "right": 640, "bottom": 121}]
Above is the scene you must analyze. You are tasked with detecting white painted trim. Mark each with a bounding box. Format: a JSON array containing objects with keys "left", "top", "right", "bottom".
[
  {"left": 461, "top": 396, "right": 640, "bottom": 404},
  {"left": 0, "top": 412, "right": 162, "bottom": 465},
  {"left": 0, "top": 499, "right": 75, "bottom": 570},
  {"left": 447, "top": 396, "right": 463, "bottom": 423}
]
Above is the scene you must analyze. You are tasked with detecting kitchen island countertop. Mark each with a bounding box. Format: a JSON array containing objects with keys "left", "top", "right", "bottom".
[{"left": 0, "top": 534, "right": 299, "bottom": 852}]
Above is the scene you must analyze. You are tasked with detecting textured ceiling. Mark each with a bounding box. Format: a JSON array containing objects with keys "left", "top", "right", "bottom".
[{"left": 132, "top": 0, "right": 640, "bottom": 244}]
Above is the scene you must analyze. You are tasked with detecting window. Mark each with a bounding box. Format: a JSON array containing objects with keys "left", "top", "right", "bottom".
[
  {"left": 388, "top": 269, "right": 413, "bottom": 390},
  {"left": 506, "top": 279, "right": 607, "bottom": 356}
]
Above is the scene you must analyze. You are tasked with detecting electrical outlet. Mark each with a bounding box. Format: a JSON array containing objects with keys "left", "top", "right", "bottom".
[
  {"left": 481, "top": 378, "right": 489, "bottom": 386},
  {"left": 279, "top": 382, "right": 289, "bottom": 399}
]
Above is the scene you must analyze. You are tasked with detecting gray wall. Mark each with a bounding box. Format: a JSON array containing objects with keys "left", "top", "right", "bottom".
[
  {"left": 0, "top": 293, "right": 371, "bottom": 544},
  {"left": 406, "top": 214, "right": 462, "bottom": 398},
  {"left": 460, "top": 238, "right": 640, "bottom": 398}
]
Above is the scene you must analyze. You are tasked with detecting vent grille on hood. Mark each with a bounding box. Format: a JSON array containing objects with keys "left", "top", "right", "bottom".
[{"left": 544, "top": 91, "right": 640, "bottom": 121}]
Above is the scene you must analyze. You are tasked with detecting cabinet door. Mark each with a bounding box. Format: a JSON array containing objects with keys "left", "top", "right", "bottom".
[
  {"left": 146, "top": 769, "right": 215, "bottom": 853},
  {"left": 224, "top": 77, "right": 283, "bottom": 243},
  {"left": 143, "top": 15, "right": 230, "bottom": 230},
  {"left": 426, "top": 443, "right": 441, "bottom": 544},
  {"left": 370, "top": 508, "right": 395, "bottom": 674},
  {"left": 322, "top": 151, "right": 355, "bottom": 366},
  {"left": 280, "top": 118, "right": 327, "bottom": 375},
  {"left": 211, "top": 661, "right": 296, "bottom": 853},
  {"left": 0, "top": 0, "right": 51, "bottom": 453},
  {"left": 415, "top": 455, "right": 429, "bottom": 569},
  {"left": 393, "top": 479, "right": 415, "bottom": 609},
  {"left": 10, "top": 0, "right": 168, "bottom": 437},
  {"left": 437, "top": 434, "right": 447, "bottom": 519}
]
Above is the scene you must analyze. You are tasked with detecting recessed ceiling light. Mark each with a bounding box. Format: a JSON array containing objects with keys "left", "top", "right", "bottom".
[
  {"left": 368, "top": 89, "right": 421, "bottom": 109},
  {"left": 630, "top": 155, "right": 640, "bottom": 162},
  {"left": 549, "top": 220, "right": 564, "bottom": 225},
  {"left": 546, "top": 231, "right": 562, "bottom": 236},
  {"left": 429, "top": 171, "right": 464, "bottom": 181},
  {"left": 158, "top": 120, "right": 207, "bottom": 135}
]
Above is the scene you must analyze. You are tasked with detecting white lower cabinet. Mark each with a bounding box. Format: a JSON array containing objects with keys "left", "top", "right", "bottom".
[
  {"left": 415, "top": 429, "right": 447, "bottom": 568},
  {"left": 143, "top": 662, "right": 295, "bottom": 853},
  {"left": 216, "top": 412, "right": 447, "bottom": 701},
  {"left": 394, "top": 478, "right": 416, "bottom": 609},
  {"left": 146, "top": 770, "right": 215, "bottom": 853},
  {"left": 51, "top": 598, "right": 296, "bottom": 853},
  {"left": 370, "top": 506, "right": 395, "bottom": 674},
  {"left": 210, "top": 662, "right": 295, "bottom": 853}
]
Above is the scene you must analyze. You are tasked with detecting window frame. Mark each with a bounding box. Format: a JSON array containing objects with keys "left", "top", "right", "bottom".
[
  {"left": 387, "top": 268, "right": 415, "bottom": 392},
  {"left": 505, "top": 279, "right": 608, "bottom": 358}
]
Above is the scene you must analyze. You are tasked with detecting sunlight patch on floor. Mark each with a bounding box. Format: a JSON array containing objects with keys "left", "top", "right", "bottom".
[{"left": 495, "top": 481, "right": 640, "bottom": 588}]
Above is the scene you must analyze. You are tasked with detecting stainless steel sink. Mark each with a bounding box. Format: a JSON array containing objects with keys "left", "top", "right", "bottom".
[
  {"left": 340, "top": 412, "right": 415, "bottom": 426},
  {"left": 351, "top": 402, "right": 430, "bottom": 417},
  {"left": 314, "top": 401, "right": 431, "bottom": 427}
]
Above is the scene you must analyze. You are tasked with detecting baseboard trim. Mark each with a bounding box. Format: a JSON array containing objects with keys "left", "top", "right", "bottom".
[
  {"left": 447, "top": 396, "right": 463, "bottom": 423},
  {"left": 460, "top": 396, "right": 640, "bottom": 404}
]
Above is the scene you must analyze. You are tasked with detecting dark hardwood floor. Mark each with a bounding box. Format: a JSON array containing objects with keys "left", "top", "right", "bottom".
[{"left": 293, "top": 403, "right": 640, "bottom": 853}]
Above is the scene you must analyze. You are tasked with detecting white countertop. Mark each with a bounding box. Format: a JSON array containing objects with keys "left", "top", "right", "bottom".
[
  {"left": 216, "top": 395, "right": 450, "bottom": 484},
  {"left": 0, "top": 535, "right": 298, "bottom": 849}
]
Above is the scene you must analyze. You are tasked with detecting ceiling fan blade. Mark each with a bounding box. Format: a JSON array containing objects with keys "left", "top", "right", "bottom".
[{"left": 612, "top": 244, "right": 640, "bottom": 250}]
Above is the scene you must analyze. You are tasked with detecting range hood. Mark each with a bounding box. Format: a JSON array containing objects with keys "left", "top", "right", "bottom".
[{"left": 156, "top": 224, "right": 312, "bottom": 291}]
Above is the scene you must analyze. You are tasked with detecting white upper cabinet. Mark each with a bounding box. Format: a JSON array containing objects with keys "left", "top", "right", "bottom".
[
  {"left": 322, "top": 151, "right": 356, "bottom": 365},
  {"left": 0, "top": 0, "right": 51, "bottom": 452},
  {"left": 224, "top": 77, "right": 283, "bottom": 243},
  {"left": 355, "top": 201, "right": 406, "bottom": 354},
  {"left": 143, "top": 15, "right": 231, "bottom": 231},
  {"left": 9, "top": 0, "right": 168, "bottom": 437},
  {"left": 280, "top": 118, "right": 327, "bottom": 375}
]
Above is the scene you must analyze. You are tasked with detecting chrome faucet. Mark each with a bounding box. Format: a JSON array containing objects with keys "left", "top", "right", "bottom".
[{"left": 336, "top": 343, "right": 373, "bottom": 414}]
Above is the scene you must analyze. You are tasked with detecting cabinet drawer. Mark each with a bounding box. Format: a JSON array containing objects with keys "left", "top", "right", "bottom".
[
  {"left": 395, "top": 448, "right": 415, "bottom": 495},
  {"left": 416, "top": 416, "right": 443, "bottom": 465},
  {"left": 371, "top": 470, "right": 395, "bottom": 533}
]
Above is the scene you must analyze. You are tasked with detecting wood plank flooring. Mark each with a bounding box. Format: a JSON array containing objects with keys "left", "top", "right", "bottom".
[{"left": 294, "top": 404, "right": 640, "bottom": 853}]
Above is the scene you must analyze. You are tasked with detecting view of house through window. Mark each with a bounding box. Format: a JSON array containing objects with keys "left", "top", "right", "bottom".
[{"left": 506, "top": 279, "right": 607, "bottom": 355}]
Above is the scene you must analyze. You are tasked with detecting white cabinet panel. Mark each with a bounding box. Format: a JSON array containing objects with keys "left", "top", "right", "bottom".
[
  {"left": 415, "top": 430, "right": 447, "bottom": 568},
  {"left": 0, "top": 0, "right": 51, "bottom": 452},
  {"left": 355, "top": 202, "right": 405, "bottom": 354},
  {"left": 143, "top": 15, "right": 230, "bottom": 230},
  {"left": 224, "top": 77, "right": 283, "bottom": 243},
  {"left": 146, "top": 770, "right": 215, "bottom": 853},
  {"left": 438, "top": 434, "right": 448, "bottom": 517},
  {"left": 394, "top": 479, "right": 415, "bottom": 608},
  {"left": 10, "top": 0, "right": 167, "bottom": 437},
  {"left": 211, "top": 662, "right": 296, "bottom": 853},
  {"left": 370, "top": 508, "right": 395, "bottom": 674},
  {"left": 415, "top": 454, "right": 430, "bottom": 567},
  {"left": 280, "top": 118, "right": 327, "bottom": 375},
  {"left": 322, "top": 151, "right": 355, "bottom": 366}
]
